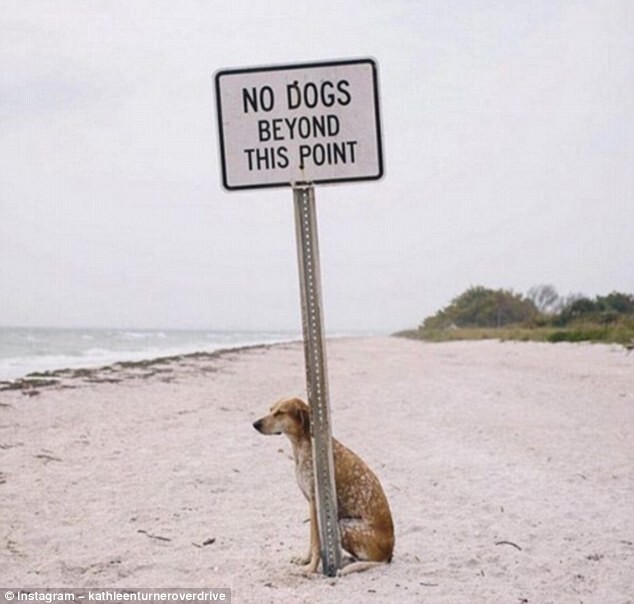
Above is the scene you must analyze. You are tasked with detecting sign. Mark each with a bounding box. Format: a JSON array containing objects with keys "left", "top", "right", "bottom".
[
  {"left": 213, "top": 57, "right": 386, "bottom": 576},
  {"left": 214, "top": 58, "right": 383, "bottom": 190}
]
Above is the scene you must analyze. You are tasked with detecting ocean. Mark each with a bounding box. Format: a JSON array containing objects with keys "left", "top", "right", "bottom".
[{"left": 0, "top": 327, "right": 300, "bottom": 381}]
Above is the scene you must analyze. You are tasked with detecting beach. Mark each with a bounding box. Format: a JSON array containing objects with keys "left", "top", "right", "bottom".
[{"left": 1, "top": 337, "right": 632, "bottom": 603}]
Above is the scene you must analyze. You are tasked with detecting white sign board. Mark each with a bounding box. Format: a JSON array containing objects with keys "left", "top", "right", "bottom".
[{"left": 214, "top": 58, "right": 383, "bottom": 190}]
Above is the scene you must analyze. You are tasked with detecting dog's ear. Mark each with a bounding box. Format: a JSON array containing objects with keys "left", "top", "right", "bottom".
[{"left": 296, "top": 405, "right": 310, "bottom": 435}]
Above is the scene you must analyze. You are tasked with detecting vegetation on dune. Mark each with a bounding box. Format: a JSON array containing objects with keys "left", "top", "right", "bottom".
[{"left": 398, "top": 285, "right": 634, "bottom": 346}]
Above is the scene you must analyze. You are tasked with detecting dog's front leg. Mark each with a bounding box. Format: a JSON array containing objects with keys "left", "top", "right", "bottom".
[
  {"left": 291, "top": 503, "right": 313, "bottom": 566},
  {"left": 301, "top": 498, "right": 320, "bottom": 573}
]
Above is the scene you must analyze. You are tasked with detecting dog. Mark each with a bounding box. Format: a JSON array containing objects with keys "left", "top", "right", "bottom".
[{"left": 252, "top": 396, "right": 394, "bottom": 575}]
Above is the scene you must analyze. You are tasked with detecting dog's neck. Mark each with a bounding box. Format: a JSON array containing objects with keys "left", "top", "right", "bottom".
[{"left": 287, "top": 432, "right": 312, "bottom": 464}]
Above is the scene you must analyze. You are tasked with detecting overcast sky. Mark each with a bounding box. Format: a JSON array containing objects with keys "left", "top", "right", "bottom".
[{"left": 1, "top": 0, "right": 632, "bottom": 332}]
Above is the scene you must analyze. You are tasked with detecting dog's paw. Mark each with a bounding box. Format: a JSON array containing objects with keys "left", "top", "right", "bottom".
[
  {"left": 299, "top": 562, "right": 319, "bottom": 575},
  {"left": 291, "top": 554, "right": 311, "bottom": 566},
  {"left": 289, "top": 560, "right": 320, "bottom": 577}
]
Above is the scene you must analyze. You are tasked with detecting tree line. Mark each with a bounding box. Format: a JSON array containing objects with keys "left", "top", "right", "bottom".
[{"left": 413, "top": 285, "right": 634, "bottom": 344}]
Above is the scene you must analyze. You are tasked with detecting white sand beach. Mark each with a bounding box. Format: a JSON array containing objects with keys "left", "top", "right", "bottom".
[{"left": 1, "top": 337, "right": 632, "bottom": 603}]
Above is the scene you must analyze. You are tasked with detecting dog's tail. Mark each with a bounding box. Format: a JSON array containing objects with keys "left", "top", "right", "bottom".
[{"left": 337, "top": 561, "right": 387, "bottom": 576}]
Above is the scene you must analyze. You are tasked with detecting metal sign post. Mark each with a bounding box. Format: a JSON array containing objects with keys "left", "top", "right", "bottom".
[{"left": 293, "top": 183, "right": 342, "bottom": 576}]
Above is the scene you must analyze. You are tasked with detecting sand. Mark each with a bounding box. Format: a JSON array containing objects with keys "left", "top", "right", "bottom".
[{"left": 0, "top": 337, "right": 632, "bottom": 603}]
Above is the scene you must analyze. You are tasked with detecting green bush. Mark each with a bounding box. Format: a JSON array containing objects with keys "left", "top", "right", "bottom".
[
  {"left": 407, "top": 286, "right": 634, "bottom": 346},
  {"left": 547, "top": 328, "right": 608, "bottom": 343},
  {"left": 422, "top": 286, "right": 538, "bottom": 330}
]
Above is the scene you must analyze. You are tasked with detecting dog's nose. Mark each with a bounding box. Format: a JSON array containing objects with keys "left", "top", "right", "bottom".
[{"left": 253, "top": 419, "right": 263, "bottom": 433}]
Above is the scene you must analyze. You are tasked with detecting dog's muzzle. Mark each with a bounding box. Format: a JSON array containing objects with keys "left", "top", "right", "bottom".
[{"left": 252, "top": 419, "right": 264, "bottom": 433}]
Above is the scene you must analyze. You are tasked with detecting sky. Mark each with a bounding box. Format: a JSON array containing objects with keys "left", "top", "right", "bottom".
[{"left": 1, "top": 0, "right": 632, "bottom": 332}]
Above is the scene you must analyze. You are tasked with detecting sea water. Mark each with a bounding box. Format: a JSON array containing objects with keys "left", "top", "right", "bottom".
[{"left": 0, "top": 327, "right": 299, "bottom": 380}]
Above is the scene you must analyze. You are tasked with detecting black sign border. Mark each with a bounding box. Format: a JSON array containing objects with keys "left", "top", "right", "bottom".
[{"left": 214, "top": 58, "right": 384, "bottom": 191}]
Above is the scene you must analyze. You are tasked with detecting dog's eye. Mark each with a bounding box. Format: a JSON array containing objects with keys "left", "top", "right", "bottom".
[{"left": 273, "top": 410, "right": 283, "bottom": 417}]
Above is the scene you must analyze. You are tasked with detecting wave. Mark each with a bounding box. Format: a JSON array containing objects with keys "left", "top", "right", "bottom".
[
  {"left": 116, "top": 331, "right": 168, "bottom": 340},
  {"left": 0, "top": 328, "right": 300, "bottom": 380}
]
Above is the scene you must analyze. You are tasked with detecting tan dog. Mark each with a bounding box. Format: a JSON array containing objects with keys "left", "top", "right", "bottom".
[{"left": 253, "top": 396, "right": 394, "bottom": 575}]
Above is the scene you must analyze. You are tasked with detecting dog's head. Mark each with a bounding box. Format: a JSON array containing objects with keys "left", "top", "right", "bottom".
[{"left": 252, "top": 397, "right": 310, "bottom": 440}]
